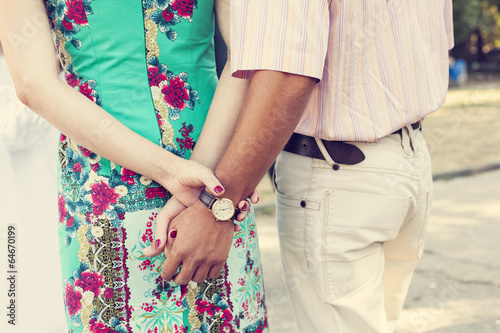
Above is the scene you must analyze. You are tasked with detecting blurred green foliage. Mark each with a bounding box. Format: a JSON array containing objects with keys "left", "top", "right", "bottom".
[{"left": 454, "top": 0, "right": 500, "bottom": 53}]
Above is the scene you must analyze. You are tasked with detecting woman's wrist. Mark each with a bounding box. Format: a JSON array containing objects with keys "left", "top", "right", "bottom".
[{"left": 153, "top": 148, "right": 182, "bottom": 190}]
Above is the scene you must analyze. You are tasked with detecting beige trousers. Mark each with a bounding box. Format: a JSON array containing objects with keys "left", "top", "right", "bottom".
[{"left": 274, "top": 126, "right": 433, "bottom": 333}]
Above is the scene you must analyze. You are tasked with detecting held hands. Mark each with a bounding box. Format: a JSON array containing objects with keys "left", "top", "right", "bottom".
[
  {"left": 143, "top": 191, "right": 259, "bottom": 284},
  {"left": 164, "top": 159, "right": 225, "bottom": 207}
]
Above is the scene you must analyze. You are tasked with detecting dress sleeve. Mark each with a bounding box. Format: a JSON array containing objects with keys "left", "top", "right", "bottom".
[
  {"left": 230, "top": 0, "right": 329, "bottom": 81},
  {"left": 444, "top": 0, "right": 454, "bottom": 50}
]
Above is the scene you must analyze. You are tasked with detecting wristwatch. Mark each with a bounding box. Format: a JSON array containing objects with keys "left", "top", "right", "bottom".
[{"left": 198, "top": 189, "right": 238, "bottom": 221}]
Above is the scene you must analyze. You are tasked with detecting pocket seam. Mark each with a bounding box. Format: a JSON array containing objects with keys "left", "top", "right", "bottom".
[{"left": 274, "top": 185, "right": 321, "bottom": 211}]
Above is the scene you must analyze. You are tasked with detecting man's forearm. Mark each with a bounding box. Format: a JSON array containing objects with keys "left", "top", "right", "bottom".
[{"left": 215, "top": 70, "right": 316, "bottom": 202}]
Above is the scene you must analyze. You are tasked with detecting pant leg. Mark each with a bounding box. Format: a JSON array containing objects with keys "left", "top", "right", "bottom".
[
  {"left": 275, "top": 128, "right": 430, "bottom": 333},
  {"left": 383, "top": 129, "right": 433, "bottom": 333}
]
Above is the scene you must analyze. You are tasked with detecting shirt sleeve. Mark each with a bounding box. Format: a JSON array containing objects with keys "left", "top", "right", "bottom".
[
  {"left": 444, "top": 0, "right": 454, "bottom": 50},
  {"left": 230, "top": 0, "right": 330, "bottom": 81}
]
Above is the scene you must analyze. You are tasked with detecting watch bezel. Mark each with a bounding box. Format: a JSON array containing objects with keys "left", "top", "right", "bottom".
[{"left": 211, "top": 198, "right": 236, "bottom": 221}]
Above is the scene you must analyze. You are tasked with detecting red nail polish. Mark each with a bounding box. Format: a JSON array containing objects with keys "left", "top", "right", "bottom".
[
  {"left": 214, "top": 186, "right": 224, "bottom": 194},
  {"left": 242, "top": 202, "right": 248, "bottom": 210},
  {"left": 169, "top": 229, "right": 177, "bottom": 238},
  {"left": 155, "top": 239, "right": 160, "bottom": 249}
]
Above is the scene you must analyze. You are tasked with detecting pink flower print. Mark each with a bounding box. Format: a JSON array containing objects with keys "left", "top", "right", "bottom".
[
  {"left": 75, "top": 271, "right": 105, "bottom": 297},
  {"left": 66, "top": 216, "right": 75, "bottom": 228},
  {"left": 156, "top": 113, "right": 163, "bottom": 127},
  {"left": 221, "top": 308, "right": 233, "bottom": 322},
  {"left": 79, "top": 146, "right": 93, "bottom": 157},
  {"left": 103, "top": 287, "right": 114, "bottom": 299},
  {"left": 89, "top": 318, "right": 114, "bottom": 333},
  {"left": 73, "top": 162, "right": 82, "bottom": 172},
  {"left": 145, "top": 187, "right": 168, "bottom": 199},
  {"left": 162, "top": 9, "right": 174, "bottom": 22},
  {"left": 90, "top": 181, "right": 119, "bottom": 214},
  {"left": 141, "top": 302, "right": 154, "bottom": 313},
  {"left": 58, "top": 195, "right": 68, "bottom": 224},
  {"left": 171, "top": 0, "right": 194, "bottom": 19},
  {"left": 86, "top": 212, "right": 98, "bottom": 225},
  {"left": 66, "top": 0, "right": 88, "bottom": 26},
  {"left": 65, "top": 73, "right": 79, "bottom": 87},
  {"left": 79, "top": 82, "right": 94, "bottom": 102},
  {"left": 148, "top": 67, "right": 167, "bottom": 87},
  {"left": 64, "top": 284, "right": 82, "bottom": 316},
  {"left": 234, "top": 238, "right": 243, "bottom": 248},
  {"left": 62, "top": 19, "right": 73, "bottom": 31},
  {"left": 141, "top": 228, "right": 153, "bottom": 244},
  {"left": 120, "top": 168, "right": 135, "bottom": 185},
  {"left": 162, "top": 76, "right": 189, "bottom": 110}
]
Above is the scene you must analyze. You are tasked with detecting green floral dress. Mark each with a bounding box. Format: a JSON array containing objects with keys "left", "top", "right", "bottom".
[{"left": 44, "top": 1, "right": 268, "bottom": 332}]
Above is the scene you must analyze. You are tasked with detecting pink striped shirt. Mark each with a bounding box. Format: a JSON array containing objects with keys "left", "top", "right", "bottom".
[{"left": 231, "top": 0, "right": 454, "bottom": 141}]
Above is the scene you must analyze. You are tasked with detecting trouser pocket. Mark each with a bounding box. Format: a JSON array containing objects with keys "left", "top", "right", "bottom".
[{"left": 323, "top": 189, "right": 411, "bottom": 301}]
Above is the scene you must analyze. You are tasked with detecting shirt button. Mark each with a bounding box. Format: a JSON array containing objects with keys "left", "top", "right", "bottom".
[
  {"left": 332, "top": 164, "right": 340, "bottom": 171},
  {"left": 300, "top": 200, "right": 307, "bottom": 208}
]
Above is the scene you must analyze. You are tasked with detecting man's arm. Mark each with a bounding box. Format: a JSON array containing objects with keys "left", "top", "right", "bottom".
[
  {"left": 160, "top": 70, "right": 316, "bottom": 284},
  {"left": 215, "top": 70, "right": 316, "bottom": 202}
]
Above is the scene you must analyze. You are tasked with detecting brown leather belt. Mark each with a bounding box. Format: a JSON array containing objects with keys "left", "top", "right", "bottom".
[
  {"left": 283, "top": 122, "right": 421, "bottom": 165},
  {"left": 391, "top": 121, "right": 421, "bottom": 135}
]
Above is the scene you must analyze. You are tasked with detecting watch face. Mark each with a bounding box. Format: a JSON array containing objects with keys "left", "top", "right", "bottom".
[{"left": 212, "top": 198, "right": 235, "bottom": 221}]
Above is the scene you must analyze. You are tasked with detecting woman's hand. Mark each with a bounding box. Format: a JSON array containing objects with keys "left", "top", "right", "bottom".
[
  {"left": 164, "top": 159, "right": 225, "bottom": 207},
  {"left": 142, "top": 190, "right": 259, "bottom": 258}
]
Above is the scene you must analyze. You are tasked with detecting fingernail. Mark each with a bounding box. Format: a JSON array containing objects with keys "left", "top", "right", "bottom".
[
  {"left": 214, "top": 186, "right": 224, "bottom": 194},
  {"left": 242, "top": 202, "right": 249, "bottom": 210},
  {"left": 169, "top": 229, "right": 177, "bottom": 238},
  {"left": 155, "top": 239, "right": 160, "bottom": 249}
]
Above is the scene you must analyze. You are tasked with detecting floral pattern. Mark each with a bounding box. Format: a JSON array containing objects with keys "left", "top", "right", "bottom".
[
  {"left": 46, "top": 0, "right": 94, "bottom": 49},
  {"left": 144, "top": 0, "right": 198, "bottom": 41},
  {"left": 44, "top": 0, "right": 268, "bottom": 331}
]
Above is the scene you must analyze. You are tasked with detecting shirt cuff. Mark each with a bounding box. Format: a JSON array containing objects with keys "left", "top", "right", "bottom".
[{"left": 231, "top": 47, "right": 325, "bottom": 82}]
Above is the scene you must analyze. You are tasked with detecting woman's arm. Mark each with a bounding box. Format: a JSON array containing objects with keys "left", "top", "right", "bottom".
[
  {"left": 0, "top": 0, "right": 223, "bottom": 204},
  {"left": 189, "top": 0, "right": 249, "bottom": 169},
  {"left": 143, "top": 0, "right": 253, "bottom": 259}
]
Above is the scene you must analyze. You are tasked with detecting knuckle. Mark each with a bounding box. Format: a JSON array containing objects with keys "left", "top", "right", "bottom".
[
  {"left": 160, "top": 272, "right": 171, "bottom": 282},
  {"left": 175, "top": 277, "right": 189, "bottom": 285},
  {"left": 192, "top": 276, "right": 205, "bottom": 283}
]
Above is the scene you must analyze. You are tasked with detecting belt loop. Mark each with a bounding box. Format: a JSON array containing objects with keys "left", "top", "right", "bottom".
[
  {"left": 401, "top": 127, "right": 412, "bottom": 155},
  {"left": 314, "top": 137, "right": 336, "bottom": 165},
  {"left": 405, "top": 125, "right": 415, "bottom": 152}
]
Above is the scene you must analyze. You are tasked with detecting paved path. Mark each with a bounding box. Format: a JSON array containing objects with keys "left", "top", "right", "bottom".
[{"left": 257, "top": 170, "right": 500, "bottom": 333}]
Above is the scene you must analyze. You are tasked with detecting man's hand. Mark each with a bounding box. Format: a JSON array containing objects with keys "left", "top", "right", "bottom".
[
  {"left": 159, "top": 201, "right": 235, "bottom": 284},
  {"left": 142, "top": 191, "right": 259, "bottom": 259}
]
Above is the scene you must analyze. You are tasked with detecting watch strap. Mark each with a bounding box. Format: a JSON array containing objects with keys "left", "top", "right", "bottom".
[{"left": 198, "top": 189, "right": 218, "bottom": 209}]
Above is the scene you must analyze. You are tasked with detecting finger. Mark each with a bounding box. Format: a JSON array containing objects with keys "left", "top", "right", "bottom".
[
  {"left": 238, "top": 200, "right": 249, "bottom": 211},
  {"left": 197, "top": 166, "right": 225, "bottom": 197},
  {"left": 192, "top": 264, "right": 211, "bottom": 283},
  {"left": 164, "top": 226, "right": 178, "bottom": 254},
  {"left": 235, "top": 211, "right": 247, "bottom": 222},
  {"left": 161, "top": 257, "right": 183, "bottom": 282},
  {"left": 233, "top": 223, "right": 241, "bottom": 232},
  {"left": 143, "top": 198, "right": 185, "bottom": 257},
  {"left": 208, "top": 263, "right": 225, "bottom": 280},
  {"left": 249, "top": 190, "right": 259, "bottom": 204},
  {"left": 172, "top": 261, "right": 198, "bottom": 285}
]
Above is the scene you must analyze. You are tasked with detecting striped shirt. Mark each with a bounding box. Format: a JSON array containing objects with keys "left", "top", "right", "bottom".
[{"left": 231, "top": 0, "right": 454, "bottom": 141}]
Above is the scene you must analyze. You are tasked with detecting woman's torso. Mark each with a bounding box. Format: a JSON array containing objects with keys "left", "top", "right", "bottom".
[{"left": 45, "top": 0, "right": 218, "bottom": 167}]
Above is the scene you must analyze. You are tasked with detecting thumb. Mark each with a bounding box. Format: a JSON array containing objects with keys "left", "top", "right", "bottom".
[
  {"left": 199, "top": 167, "right": 225, "bottom": 197},
  {"left": 143, "top": 198, "right": 186, "bottom": 257}
]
